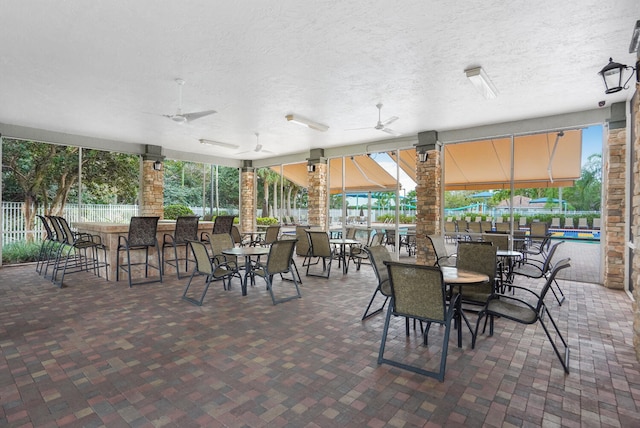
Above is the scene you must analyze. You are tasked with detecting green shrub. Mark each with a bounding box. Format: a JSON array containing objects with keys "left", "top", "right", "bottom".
[
  {"left": 257, "top": 217, "right": 278, "bottom": 226},
  {"left": 164, "top": 204, "right": 195, "bottom": 219},
  {"left": 2, "top": 240, "right": 41, "bottom": 264}
]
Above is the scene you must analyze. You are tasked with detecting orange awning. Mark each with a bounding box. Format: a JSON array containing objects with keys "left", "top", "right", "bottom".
[
  {"left": 444, "top": 130, "right": 582, "bottom": 190},
  {"left": 272, "top": 155, "right": 398, "bottom": 194},
  {"left": 388, "top": 149, "right": 417, "bottom": 183}
]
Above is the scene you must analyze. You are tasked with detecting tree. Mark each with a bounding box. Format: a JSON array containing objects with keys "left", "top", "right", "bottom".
[{"left": 2, "top": 139, "right": 139, "bottom": 241}]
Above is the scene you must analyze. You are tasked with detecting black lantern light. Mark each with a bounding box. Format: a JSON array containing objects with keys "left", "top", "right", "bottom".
[{"left": 599, "top": 58, "right": 636, "bottom": 94}]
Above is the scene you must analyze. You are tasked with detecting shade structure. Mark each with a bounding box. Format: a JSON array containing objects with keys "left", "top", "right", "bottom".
[
  {"left": 271, "top": 155, "right": 398, "bottom": 194},
  {"left": 387, "top": 149, "right": 417, "bottom": 183},
  {"left": 444, "top": 130, "right": 582, "bottom": 190}
]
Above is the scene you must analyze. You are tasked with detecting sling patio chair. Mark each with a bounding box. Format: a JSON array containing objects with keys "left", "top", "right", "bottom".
[
  {"left": 203, "top": 232, "right": 244, "bottom": 287},
  {"left": 35, "top": 214, "right": 57, "bottom": 275},
  {"left": 201, "top": 215, "right": 236, "bottom": 240},
  {"left": 361, "top": 245, "right": 393, "bottom": 320},
  {"left": 257, "top": 225, "right": 281, "bottom": 247},
  {"left": 50, "top": 216, "right": 108, "bottom": 288},
  {"left": 513, "top": 240, "right": 566, "bottom": 305},
  {"left": 182, "top": 240, "right": 234, "bottom": 306},
  {"left": 116, "top": 216, "right": 162, "bottom": 287},
  {"left": 427, "top": 234, "right": 457, "bottom": 267},
  {"left": 162, "top": 215, "right": 199, "bottom": 279},
  {"left": 305, "top": 231, "right": 335, "bottom": 278},
  {"left": 473, "top": 258, "right": 572, "bottom": 374},
  {"left": 252, "top": 239, "right": 302, "bottom": 305},
  {"left": 378, "top": 261, "right": 458, "bottom": 382}
]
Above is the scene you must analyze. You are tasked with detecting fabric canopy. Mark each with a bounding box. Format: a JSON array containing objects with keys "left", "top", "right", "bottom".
[
  {"left": 272, "top": 155, "right": 398, "bottom": 194},
  {"left": 274, "top": 129, "right": 583, "bottom": 193},
  {"left": 443, "top": 130, "right": 582, "bottom": 190}
]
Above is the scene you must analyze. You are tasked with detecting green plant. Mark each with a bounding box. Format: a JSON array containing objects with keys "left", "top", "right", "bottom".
[
  {"left": 2, "top": 240, "right": 41, "bottom": 264},
  {"left": 163, "top": 204, "right": 195, "bottom": 219},
  {"left": 256, "top": 217, "right": 278, "bottom": 226}
]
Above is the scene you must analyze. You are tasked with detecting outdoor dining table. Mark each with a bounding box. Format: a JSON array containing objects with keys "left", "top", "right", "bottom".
[
  {"left": 242, "top": 230, "right": 266, "bottom": 247},
  {"left": 329, "top": 238, "right": 361, "bottom": 274},
  {"left": 440, "top": 266, "right": 490, "bottom": 348},
  {"left": 496, "top": 249, "right": 523, "bottom": 287},
  {"left": 222, "top": 246, "right": 269, "bottom": 296}
]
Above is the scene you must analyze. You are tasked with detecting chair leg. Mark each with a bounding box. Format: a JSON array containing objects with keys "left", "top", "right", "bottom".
[
  {"left": 361, "top": 289, "right": 388, "bottom": 320},
  {"left": 539, "top": 308, "right": 570, "bottom": 373}
]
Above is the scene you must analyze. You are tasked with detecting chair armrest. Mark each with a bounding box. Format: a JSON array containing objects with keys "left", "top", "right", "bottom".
[
  {"left": 163, "top": 233, "right": 175, "bottom": 245},
  {"left": 117, "top": 235, "right": 128, "bottom": 249}
]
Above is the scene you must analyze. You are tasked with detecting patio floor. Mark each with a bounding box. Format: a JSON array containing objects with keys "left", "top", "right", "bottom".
[{"left": 0, "top": 241, "right": 638, "bottom": 427}]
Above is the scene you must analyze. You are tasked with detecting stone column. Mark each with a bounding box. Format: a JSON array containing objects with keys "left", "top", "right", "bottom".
[
  {"left": 630, "top": 82, "right": 640, "bottom": 361},
  {"left": 603, "top": 103, "right": 626, "bottom": 290},
  {"left": 140, "top": 145, "right": 165, "bottom": 218},
  {"left": 306, "top": 149, "right": 328, "bottom": 230},
  {"left": 240, "top": 162, "right": 256, "bottom": 233},
  {"left": 415, "top": 131, "right": 442, "bottom": 266}
]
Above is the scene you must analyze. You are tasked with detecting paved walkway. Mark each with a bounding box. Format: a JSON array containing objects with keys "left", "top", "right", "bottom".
[{"left": 0, "top": 244, "right": 637, "bottom": 427}]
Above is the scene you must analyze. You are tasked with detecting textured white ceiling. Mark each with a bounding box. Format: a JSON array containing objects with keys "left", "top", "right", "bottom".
[{"left": 0, "top": 1, "right": 638, "bottom": 162}]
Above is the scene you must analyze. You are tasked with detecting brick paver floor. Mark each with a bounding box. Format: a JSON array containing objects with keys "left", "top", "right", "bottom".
[{"left": 1, "top": 241, "right": 637, "bottom": 427}]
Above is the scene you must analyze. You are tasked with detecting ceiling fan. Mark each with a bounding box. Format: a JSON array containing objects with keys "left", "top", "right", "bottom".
[
  {"left": 238, "top": 133, "right": 273, "bottom": 155},
  {"left": 163, "top": 78, "right": 216, "bottom": 124},
  {"left": 347, "top": 103, "right": 401, "bottom": 136}
]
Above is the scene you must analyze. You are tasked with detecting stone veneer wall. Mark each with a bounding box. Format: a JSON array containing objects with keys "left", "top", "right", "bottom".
[
  {"left": 415, "top": 149, "right": 441, "bottom": 266},
  {"left": 307, "top": 163, "right": 328, "bottom": 230},
  {"left": 631, "top": 84, "right": 640, "bottom": 361},
  {"left": 240, "top": 169, "right": 256, "bottom": 233},
  {"left": 140, "top": 160, "right": 164, "bottom": 218},
  {"left": 603, "top": 127, "right": 626, "bottom": 289}
]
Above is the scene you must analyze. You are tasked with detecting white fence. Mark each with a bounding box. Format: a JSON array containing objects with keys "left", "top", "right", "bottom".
[
  {"left": 1, "top": 202, "right": 245, "bottom": 245},
  {"left": 2, "top": 202, "right": 139, "bottom": 245}
]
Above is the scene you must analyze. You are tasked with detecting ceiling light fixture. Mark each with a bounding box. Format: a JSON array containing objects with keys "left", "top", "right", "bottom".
[
  {"left": 599, "top": 58, "right": 637, "bottom": 94},
  {"left": 199, "top": 139, "right": 240, "bottom": 150},
  {"left": 285, "top": 114, "right": 329, "bottom": 132},
  {"left": 464, "top": 67, "right": 498, "bottom": 99}
]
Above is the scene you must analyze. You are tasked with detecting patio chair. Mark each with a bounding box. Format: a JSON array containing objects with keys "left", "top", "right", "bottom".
[
  {"left": 454, "top": 241, "right": 498, "bottom": 316},
  {"left": 204, "top": 232, "right": 243, "bottom": 286},
  {"left": 258, "top": 225, "right": 281, "bottom": 246},
  {"left": 480, "top": 220, "right": 493, "bottom": 233},
  {"left": 50, "top": 216, "right": 109, "bottom": 288},
  {"left": 378, "top": 261, "right": 458, "bottom": 382},
  {"left": 305, "top": 231, "right": 334, "bottom": 278},
  {"left": 593, "top": 218, "right": 601, "bottom": 230},
  {"left": 43, "top": 215, "right": 67, "bottom": 278},
  {"left": 362, "top": 245, "right": 391, "bottom": 320},
  {"left": 513, "top": 240, "right": 566, "bottom": 305},
  {"left": 472, "top": 258, "right": 571, "bottom": 374},
  {"left": 116, "top": 216, "right": 162, "bottom": 287},
  {"left": 35, "top": 214, "right": 57, "bottom": 275},
  {"left": 518, "top": 217, "right": 528, "bottom": 229},
  {"left": 426, "top": 234, "right": 456, "bottom": 267},
  {"left": 495, "top": 222, "right": 510, "bottom": 233},
  {"left": 577, "top": 217, "right": 589, "bottom": 229},
  {"left": 162, "top": 215, "right": 199, "bottom": 279},
  {"left": 201, "top": 215, "right": 235, "bottom": 240},
  {"left": 252, "top": 239, "right": 302, "bottom": 305},
  {"left": 295, "top": 225, "right": 311, "bottom": 265},
  {"left": 182, "top": 240, "right": 233, "bottom": 306},
  {"left": 385, "top": 229, "right": 398, "bottom": 250},
  {"left": 231, "top": 225, "right": 249, "bottom": 247},
  {"left": 443, "top": 220, "right": 458, "bottom": 243},
  {"left": 550, "top": 217, "right": 561, "bottom": 229}
]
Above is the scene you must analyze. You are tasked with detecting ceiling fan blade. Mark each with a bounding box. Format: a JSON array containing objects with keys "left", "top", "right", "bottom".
[
  {"left": 182, "top": 110, "right": 217, "bottom": 121},
  {"left": 381, "top": 128, "right": 402, "bottom": 136},
  {"left": 382, "top": 116, "right": 399, "bottom": 126},
  {"left": 345, "top": 126, "right": 372, "bottom": 131}
]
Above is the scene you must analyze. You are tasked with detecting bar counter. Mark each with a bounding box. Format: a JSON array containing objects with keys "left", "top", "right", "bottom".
[{"left": 74, "top": 220, "right": 215, "bottom": 282}]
